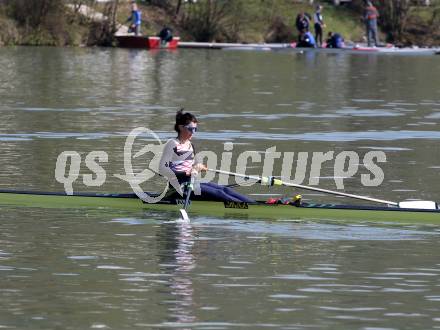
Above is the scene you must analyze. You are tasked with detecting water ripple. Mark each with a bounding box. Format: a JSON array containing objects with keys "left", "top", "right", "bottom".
[
  {"left": 2, "top": 129, "right": 440, "bottom": 142},
  {"left": 197, "top": 219, "right": 435, "bottom": 241}
]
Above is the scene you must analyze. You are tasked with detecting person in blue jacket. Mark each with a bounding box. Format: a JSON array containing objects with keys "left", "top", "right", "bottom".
[
  {"left": 326, "top": 32, "right": 344, "bottom": 48},
  {"left": 297, "top": 31, "right": 317, "bottom": 48},
  {"left": 127, "top": 2, "right": 142, "bottom": 36}
]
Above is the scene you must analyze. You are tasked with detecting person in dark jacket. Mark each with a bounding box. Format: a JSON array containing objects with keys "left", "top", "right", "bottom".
[
  {"left": 295, "top": 12, "right": 311, "bottom": 43},
  {"left": 295, "top": 12, "right": 310, "bottom": 33},
  {"left": 297, "top": 31, "right": 317, "bottom": 48},
  {"left": 313, "top": 5, "right": 325, "bottom": 47},
  {"left": 326, "top": 32, "right": 344, "bottom": 48},
  {"left": 158, "top": 27, "right": 173, "bottom": 44}
]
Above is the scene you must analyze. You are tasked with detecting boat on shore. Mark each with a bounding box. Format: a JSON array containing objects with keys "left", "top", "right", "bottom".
[
  {"left": 1, "top": 189, "right": 439, "bottom": 224},
  {"left": 115, "top": 35, "right": 180, "bottom": 49},
  {"left": 179, "top": 41, "right": 288, "bottom": 50},
  {"left": 179, "top": 41, "right": 440, "bottom": 55},
  {"left": 282, "top": 45, "right": 440, "bottom": 55}
]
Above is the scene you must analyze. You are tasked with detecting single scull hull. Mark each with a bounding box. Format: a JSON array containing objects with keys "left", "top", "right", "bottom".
[{"left": 0, "top": 190, "right": 439, "bottom": 224}]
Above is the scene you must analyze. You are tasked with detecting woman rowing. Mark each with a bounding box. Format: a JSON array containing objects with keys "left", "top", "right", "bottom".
[{"left": 159, "top": 109, "right": 254, "bottom": 203}]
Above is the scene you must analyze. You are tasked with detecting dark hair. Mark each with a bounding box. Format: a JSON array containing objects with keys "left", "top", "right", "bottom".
[{"left": 174, "top": 108, "right": 198, "bottom": 133}]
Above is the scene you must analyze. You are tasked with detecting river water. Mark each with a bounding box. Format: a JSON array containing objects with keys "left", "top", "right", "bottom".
[{"left": 0, "top": 46, "right": 440, "bottom": 329}]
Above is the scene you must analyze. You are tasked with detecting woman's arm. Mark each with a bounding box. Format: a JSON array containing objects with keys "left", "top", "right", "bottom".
[
  {"left": 159, "top": 140, "right": 183, "bottom": 194},
  {"left": 193, "top": 148, "right": 208, "bottom": 173}
]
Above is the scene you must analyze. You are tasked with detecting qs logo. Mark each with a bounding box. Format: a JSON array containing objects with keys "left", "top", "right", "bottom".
[
  {"left": 114, "top": 127, "right": 169, "bottom": 203},
  {"left": 55, "top": 127, "right": 174, "bottom": 203}
]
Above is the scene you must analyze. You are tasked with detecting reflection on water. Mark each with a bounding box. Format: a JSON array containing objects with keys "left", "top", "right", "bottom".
[
  {"left": 197, "top": 218, "right": 438, "bottom": 241},
  {"left": 156, "top": 222, "right": 196, "bottom": 326}
]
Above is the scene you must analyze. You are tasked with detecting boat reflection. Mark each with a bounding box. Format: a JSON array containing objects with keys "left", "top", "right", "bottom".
[{"left": 156, "top": 221, "right": 196, "bottom": 325}]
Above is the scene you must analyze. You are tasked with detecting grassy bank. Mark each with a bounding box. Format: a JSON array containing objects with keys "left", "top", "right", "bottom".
[{"left": 0, "top": 1, "right": 114, "bottom": 47}]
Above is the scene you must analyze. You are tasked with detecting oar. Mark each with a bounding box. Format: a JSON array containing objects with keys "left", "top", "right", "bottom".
[
  {"left": 208, "top": 169, "right": 437, "bottom": 209},
  {"left": 179, "top": 177, "right": 194, "bottom": 222}
]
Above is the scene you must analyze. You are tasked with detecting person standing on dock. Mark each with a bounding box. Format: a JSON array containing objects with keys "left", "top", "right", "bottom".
[
  {"left": 295, "top": 12, "right": 310, "bottom": 42},
  {"left": 313, "top": 5, "right": 325, "bottom": 47},
  {"left": 364, "top": 1, "right": 379, "bottom": 47},
  {"left": 127, "top": 1, "right": 142, "bottom": 36}
]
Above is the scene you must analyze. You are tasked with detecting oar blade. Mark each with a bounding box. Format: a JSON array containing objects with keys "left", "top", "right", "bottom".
[
  {"left": 398, "top": 201, "right": 438, "bottom": 210},
  {"left": 179, "top": 208, "right": 190, "bottom": 222},
  {"left": 179, "top": 179, "right": 194, "bottom": 222}
]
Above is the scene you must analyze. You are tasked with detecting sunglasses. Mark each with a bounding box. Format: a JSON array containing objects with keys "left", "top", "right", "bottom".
[{"left": 184, "top": 125, "right": 198, "bottom": 133}]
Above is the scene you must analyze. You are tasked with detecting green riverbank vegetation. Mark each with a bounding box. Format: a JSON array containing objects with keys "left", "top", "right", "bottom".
[
  {"left": 0, "top": 0, "right": 439, "bottom": 47},
  {"left": 0, "top": 0, "right": 118, "bottom": 46}
]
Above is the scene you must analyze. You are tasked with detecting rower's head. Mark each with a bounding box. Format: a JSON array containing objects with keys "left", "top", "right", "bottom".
[{"left": 175, "top": 108, "right": 198, "bottom": 140}]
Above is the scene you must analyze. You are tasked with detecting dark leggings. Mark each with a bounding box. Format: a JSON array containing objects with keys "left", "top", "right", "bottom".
[
  {"left": 314, "top": 23, "right": 322, "bottom": 47},
  {"left": 170, "top": 181, "right": 255, "bottom": 203},
  {"left": 199, "top": 182, "right": 254, "bottom": 203}
]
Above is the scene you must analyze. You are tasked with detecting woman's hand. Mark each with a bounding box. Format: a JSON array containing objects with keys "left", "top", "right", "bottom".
[
  {"left": 186, "top": 164, "right": 208, "bottom": 176},
  {"left": 194, "top": 163, "right": 208, "bottom": 172}
]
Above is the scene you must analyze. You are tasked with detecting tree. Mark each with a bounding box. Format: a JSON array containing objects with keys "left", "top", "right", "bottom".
[
  {"left": 6, "top": 0, "right": 64, "bottom": 28},
  {"left": 180, "top": 0, "right": 244, "bottom": 42},
  {"left": 378, "top": 0, "right": 411, "bottom": 42}
]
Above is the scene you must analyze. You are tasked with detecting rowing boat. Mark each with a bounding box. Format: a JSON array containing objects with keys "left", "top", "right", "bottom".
[
  {"left": 200, "top": 42, "right": 440, "bottom": 55},
  {"left": 1, "top": 190, "right": 439, "bottom": 224},
  {"left": 115, "top": 35, "right": 180, "bottom": 49},
  {"left": 280, "top": 45, "right": 440, "bottom": 56}
]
